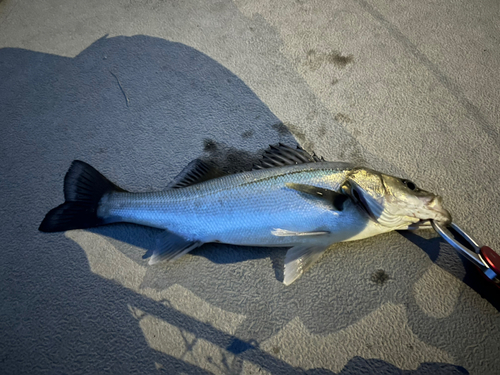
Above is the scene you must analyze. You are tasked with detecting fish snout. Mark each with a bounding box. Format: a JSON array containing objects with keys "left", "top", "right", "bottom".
[
  {"left": 437, "top": 209, "right": 452, "bottom": 226},
  {"left": 429, "top": 195, "right": 443, "bottom": 207},
  {"left": 417, "top": 195, "right": 451, "bottom": 226},
  {"left": 428, "top": 195, "right": 452, "bottom": 226},
  {"left": 418, "top": 194, "right": 442, "bottom": 207}
]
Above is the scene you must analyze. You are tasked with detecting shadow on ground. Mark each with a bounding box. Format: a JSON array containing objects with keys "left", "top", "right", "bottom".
[
  {"left": 0, "top": 35, "right": 475, "bottom": 374},
  {"left": 401, "top": 231, "right": 500, "bottom": 311}
]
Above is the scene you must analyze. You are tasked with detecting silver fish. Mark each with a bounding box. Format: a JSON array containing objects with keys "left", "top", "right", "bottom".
[{"left": 39, "top": 144, "right": 451, "bottom": 285}]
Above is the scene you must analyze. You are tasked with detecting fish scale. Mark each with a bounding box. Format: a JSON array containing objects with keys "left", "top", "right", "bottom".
[{"left": 99, "top": 163, "right": 364, "bottom": 245}]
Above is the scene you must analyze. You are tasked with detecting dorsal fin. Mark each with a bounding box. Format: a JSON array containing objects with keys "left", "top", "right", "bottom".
[
  {"left": 166, "top": 159, "right": 227, "bottom": 189},
  {"left": 252, "top": 143, "right": 325, "bottom": 170}
]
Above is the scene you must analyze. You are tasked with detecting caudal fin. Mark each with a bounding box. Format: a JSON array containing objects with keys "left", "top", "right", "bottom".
[{"left": 39, "top": 160, "right": 126, "bottom": 232}]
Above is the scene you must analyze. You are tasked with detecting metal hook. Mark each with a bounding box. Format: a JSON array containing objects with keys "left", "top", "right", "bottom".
[{"left": 431, "top": 221, "right": 486, "bottom": 271}]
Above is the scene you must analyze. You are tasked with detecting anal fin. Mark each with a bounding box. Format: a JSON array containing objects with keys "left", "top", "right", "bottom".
[
  {"left": 149, "top": 230, "right": 203, "bottom": 265},
  {"left": 284, "top": 244, "right": 330, "bottom": 285}
]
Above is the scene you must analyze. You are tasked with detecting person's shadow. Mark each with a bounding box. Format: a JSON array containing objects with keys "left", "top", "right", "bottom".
[{"left": 1, "top": 35, "right": 473, "bottom": 374}]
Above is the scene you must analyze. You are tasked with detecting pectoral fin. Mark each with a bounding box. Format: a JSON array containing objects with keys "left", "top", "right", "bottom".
[
  {"left": 149, "top": 231, "right": 203, "bottom": 265},
  {"left": 283, "top": 244, "right": 331, "bottom": 285},
  {"left": 285, "top": 183, "right": 349, "bottom": 211}
]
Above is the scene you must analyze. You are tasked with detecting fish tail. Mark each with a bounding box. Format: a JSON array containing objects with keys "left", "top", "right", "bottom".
[{"left": 39, "top": 160, "right": 126, "bottom": 232}]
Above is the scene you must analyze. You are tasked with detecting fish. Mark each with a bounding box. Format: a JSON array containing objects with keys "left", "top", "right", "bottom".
[{"left": 39, "top": 144, "right": 451, "bottom": 285}]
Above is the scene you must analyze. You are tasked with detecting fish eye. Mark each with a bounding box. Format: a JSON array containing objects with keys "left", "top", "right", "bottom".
[{"left": 402, "top": 179, "right": 417, "bottom": 191}]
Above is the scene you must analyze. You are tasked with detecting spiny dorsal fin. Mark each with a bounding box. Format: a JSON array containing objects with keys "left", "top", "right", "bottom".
[
  {"left": 285, "top": 183, "right": 349, "bottom": 211},
  {"left": 252, "top": 143, "right": 325, "bottom": 170},
  {"left": 167, "top": 159, "right": 227, "bottom": 189}
]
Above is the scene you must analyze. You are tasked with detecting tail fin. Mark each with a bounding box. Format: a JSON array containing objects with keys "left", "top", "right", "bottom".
[{"left": 39, "top": 160, "right": 126, "bottom": 232}]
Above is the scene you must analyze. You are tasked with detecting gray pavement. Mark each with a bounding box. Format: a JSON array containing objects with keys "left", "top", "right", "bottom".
[{"left": 1, "top": 0, "right": 499, "bottom": 374}]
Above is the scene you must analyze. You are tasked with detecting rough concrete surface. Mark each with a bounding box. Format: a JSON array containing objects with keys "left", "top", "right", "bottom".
[{"left": 1, "top": 0, "right": 499, "bottom": 374}]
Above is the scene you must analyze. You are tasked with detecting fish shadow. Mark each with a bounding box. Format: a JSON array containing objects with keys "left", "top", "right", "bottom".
[
  {"left": 197, "top": 243, "right": 288, "bottom": 283},
  {"left": 89, "top": 223, "right": 289, "bottom": 283}
]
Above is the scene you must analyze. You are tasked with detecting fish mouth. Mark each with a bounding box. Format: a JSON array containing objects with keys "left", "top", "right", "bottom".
[
  {"left": 407, "top": 219, "right": 433, "bottom": 230},
  {"left": 424, "top": 195, "right": 452, "bottom": 226},
  {"left": 408, "top": 196, "right": 452, "bottom": 229}
]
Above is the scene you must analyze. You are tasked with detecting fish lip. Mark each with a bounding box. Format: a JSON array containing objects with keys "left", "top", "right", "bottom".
[
  {"left": 410, "top": 207, "right": 452, "bottom": 229},
  {"left": 433, "top": 214, "right": 452, "bottom": 227},
  {"left": 427, "top": 197, "right": 452, "bottom": 226},
  {"left": 407, "top": 219, "right": 432, "bottom": 230}
]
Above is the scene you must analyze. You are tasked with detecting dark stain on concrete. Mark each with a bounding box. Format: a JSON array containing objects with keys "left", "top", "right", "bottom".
[
  {"left": 327, "top": 51, "right": 354, "bottom": 67},
  {"left": 371, "top": 269, "right": 390, "bottom": 285},
  {"left": 334, "top": 113, "right": 353, "bottom": 124},
  {"left": 241, "top": 130, "right": 254, "bottom": 138},
  {"left": 305, "top": 49, "right": 354, "bottom": 71},
  {"left": 203, "top": 138, "right": 218, "bottom": 152},
  {"left": 339, "top": 136, "right": 365, "bottom": 165},
  {"left": 272, "top": 122, "right": 289, "bottom": 136},
  {"left": 283, "top": 122, "right": 312, "bottom": 150},
  {"left": 202, "top": 139, "right": 267, "bottom": 174},
  {"left": 272, "top": 122, "right": 313, "bottom": 150},
  {"left": 305, "top": 50, "right": 321, "bottom": 71},
  {"left": 318, "top": 123, "right": 327, "bottom": 137},
  {"left": 305, "top": 110, "right": 316, "bottom": 122}
]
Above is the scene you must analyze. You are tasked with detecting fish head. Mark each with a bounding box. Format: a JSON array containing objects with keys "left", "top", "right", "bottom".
[{"left": 345, "top": 168, "right": 452, "bottom": 230}]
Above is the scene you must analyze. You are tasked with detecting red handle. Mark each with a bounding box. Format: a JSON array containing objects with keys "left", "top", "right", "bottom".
[{"left": 480, "top": 246, "right": 500, "bottom": 276}]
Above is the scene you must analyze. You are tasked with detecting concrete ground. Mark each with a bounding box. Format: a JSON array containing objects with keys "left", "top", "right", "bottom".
[{"left": 1, "top": 0, "right": 499, "bottom": 374}]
